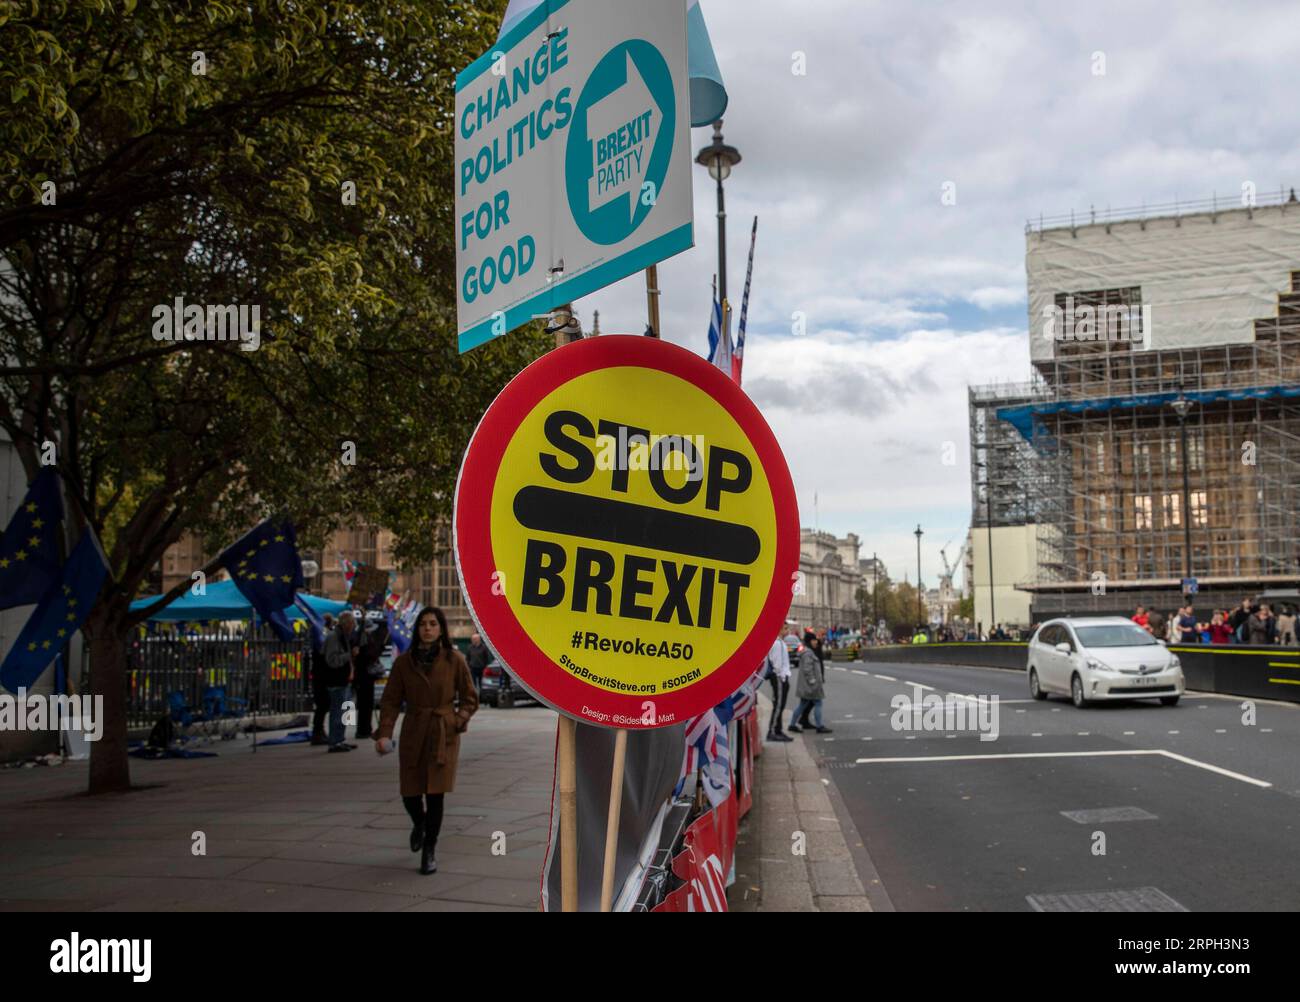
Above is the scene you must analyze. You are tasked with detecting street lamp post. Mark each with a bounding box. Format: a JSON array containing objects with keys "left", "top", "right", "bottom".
[
  {"left": 1169, "top": 387, "right": 1195, "bottom": 598},
  {"left": 872, "top": 551, "right": 879, "bottom": 632},
  {"left": 695, "top": 121, "right": 742, "bottom": 311},
  {"left": 914, "top": 525, "right": 924, "bottom": 630}
]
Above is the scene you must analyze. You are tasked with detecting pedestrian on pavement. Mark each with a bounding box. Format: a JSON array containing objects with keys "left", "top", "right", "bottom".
[
  {"left": 1176, "top": 605, "right": 1200, "bottom": 644},
  {"left": 352, "top": 618, "right": 388, "bottom": 740},
  {"left": 789, "top": 632, "right": 832, "bottom": 734},
  {"left": 793, "top": 628, "right": 823, "bottom": 729},
  {"left": 1277, "top": 605, "right": 1297, "bottom": 646},
  {"left": 466, "top": 632, "right": 491, "bottom": 692},
  {"left": 1229, "top": 598, "right": 1254, "bottom": 643},
  {"left": 1207, "top": 611, "right": 1234, "bottom": 645},
  {"left": 374, "top": 606, "right": 478, "bottom": 875},
  {"left": 764, "top": 634, "right": 792, "bottom": 742},
  {"left": 322, "top": 610, "right": 359, "bottom": 752},
  {"left": 1247, "top": 603, "right": 1276, "bottom": 646},
  {"left": 310, "top": 613, "right": 336, "bottom": 745}
]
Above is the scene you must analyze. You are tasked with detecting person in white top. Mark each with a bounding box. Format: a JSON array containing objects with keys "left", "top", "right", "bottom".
[{"left": 765, "top": 635, "right": 793, "bottom": 742}]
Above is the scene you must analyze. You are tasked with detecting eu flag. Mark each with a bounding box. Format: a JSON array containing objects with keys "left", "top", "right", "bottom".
[
  {"left": 0, "top": 468, "right": 65, "bottom": 610},
  {"left": 293, "top": 592, "right": 325, "bottom": 651},
  {"left": 386, "top": 606, "right": 414, "bottom": 654},
  {"left": 219, "top": 519, "right": 304, "bottom": 641},
  {"left": 1, "top": 529, "right": 109, "bottom": 693}
]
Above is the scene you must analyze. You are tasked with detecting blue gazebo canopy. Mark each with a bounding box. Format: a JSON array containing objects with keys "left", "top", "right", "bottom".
[{"left": 130, "top": 579, "right": 348, "bottom": 622}]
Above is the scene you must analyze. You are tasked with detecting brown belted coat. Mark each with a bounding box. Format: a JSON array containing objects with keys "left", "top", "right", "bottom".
[{"left": 376, "top": 646, "right": 479, "bottom": 796}]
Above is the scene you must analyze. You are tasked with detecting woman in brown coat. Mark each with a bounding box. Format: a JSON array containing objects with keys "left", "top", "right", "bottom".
[{"left": 374, "top": 606, "right": 478, "bottom": 874}]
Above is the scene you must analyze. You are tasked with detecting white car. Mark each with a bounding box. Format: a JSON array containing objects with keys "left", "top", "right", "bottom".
[{"left": 1027, "top": 617, "right": 1185, "bottom": 708}]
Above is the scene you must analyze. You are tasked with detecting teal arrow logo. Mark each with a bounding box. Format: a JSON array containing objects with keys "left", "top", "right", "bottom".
[{"left": 566, "top": 40, "right": 676, "bottom": 246}]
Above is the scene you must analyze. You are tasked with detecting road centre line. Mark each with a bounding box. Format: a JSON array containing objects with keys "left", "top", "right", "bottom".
[{"left": 852, "top": 748, "right": 1272, "bottom": 788}]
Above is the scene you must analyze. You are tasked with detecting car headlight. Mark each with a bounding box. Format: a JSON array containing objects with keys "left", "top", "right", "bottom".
[
  {"left": 1167, "top": 654, "right": 1180, "bottom": 670},
  {"left": 1085, "top": 656, "right": 1107, "bottom": 671}
]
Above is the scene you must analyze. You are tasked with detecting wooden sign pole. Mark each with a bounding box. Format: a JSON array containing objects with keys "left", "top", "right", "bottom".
[
  {"left": 599, "top": 728, "right": 629, "bottom": 911},
  {"left": 558, "top": 714, "right": 579, "bottom": 912}
]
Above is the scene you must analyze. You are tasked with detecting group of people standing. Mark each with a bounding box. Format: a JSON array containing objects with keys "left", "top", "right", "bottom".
[
  {"left": 1132, "top": 600, "right": 1298, "bottom": 646},
  {"left": 763, "top": 628, "right": 834, "bottom": 743},
  {"left": 310, "top": 606, "right": 478, "bottom": 875}
]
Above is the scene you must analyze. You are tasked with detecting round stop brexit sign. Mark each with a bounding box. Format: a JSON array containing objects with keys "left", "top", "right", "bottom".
[{"left": 454, "top": 335, "right": 798, "bottom": 729}]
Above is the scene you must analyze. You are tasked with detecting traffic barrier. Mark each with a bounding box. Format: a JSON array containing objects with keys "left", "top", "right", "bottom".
[{"left": 859, "top": 642, "right": 1300, "bottom": 703}]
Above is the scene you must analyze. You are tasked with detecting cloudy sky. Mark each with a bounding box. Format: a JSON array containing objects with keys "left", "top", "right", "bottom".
[{"left": 573, "top": 0, "right": 1300, "bottom": 588}]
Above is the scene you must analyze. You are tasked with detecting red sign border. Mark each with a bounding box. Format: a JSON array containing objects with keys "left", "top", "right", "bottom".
[{"left": 454, "top": 335, "right": 798, "bottom": 728}]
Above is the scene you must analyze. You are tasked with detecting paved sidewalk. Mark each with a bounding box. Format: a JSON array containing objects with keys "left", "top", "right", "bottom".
[
  {"left": 0, "top": 705, "right": 559, "bottom": 912},
  {"left": 731, "top": 693, "right": 874, "bottom": 911}
]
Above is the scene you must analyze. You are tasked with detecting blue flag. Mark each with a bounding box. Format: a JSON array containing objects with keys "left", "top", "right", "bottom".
[
  {"left": 386, "top": 605, "right": 414, "bottom": 654},
  {"left": 0, "top": 468, "right": 65, "bottom": 610},
  {"left": 219, "top": 519, "right": 304, "bottom": 641},
  {"left": 293, "top": 593, "right": 326, "bottom": 651},
  {"left": 1, "top": 529, "right": 109, "bottom": 693}
]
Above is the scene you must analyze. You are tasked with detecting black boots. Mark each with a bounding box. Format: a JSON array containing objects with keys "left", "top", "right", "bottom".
[
  {"left": 419, "top": 837, "right": 438, "bottom": 875},
  {"left": 409, "top": 818, "right": 425, "bottom": 853}
]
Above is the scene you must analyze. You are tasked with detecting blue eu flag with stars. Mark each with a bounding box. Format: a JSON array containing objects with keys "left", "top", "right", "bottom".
[
  {"left": 1, "top": 529, "right": 109, "bottom": 693},
  {"left": 219, "top": 519, "right": 304, "bottom": 641},
  {"left": 0, "top": 468, "right": 65, "bottom": 610}
]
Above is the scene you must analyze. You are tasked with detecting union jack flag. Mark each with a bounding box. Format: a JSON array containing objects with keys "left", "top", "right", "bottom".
[{"left": 675, "top": 701, "right": 733, "bottom": 807}]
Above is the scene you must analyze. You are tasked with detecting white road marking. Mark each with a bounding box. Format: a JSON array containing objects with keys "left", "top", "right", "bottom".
[
  {"left": 914, "top": 683, "right": 935, "bottom": 691},
  {"left": 1168, "top": 730, "right": 1180, "bottom": 734},
  {"left": 1215, "top": 729, "right": 1226, "bottom": 733},
  {"left": 1016, "top": 709, "right": 1026, "bottom": 714},
  {"left": 831, "top": 665, "right": 848, "bottom": 672},
  {"left": 851, "top": 669, "right": 871, "bottom": 676},
  {"left": 1123, "top": 731, "right": 1136, "bottom": 735},
  {"left": 1077, "top": 732, "right": 1090, "bottom": 736},
  {"left": 875, "top": 675, "right": 897, "bottom": 682},
  {"left": 1031, "top": 732, "right": 1043, "bottom": 737},
  {"left": 1261, "top": 728, "right": 1273, "bottom": 733},
  {"left": 852, "top": 749, "right": 1273, "bottom": 789}
]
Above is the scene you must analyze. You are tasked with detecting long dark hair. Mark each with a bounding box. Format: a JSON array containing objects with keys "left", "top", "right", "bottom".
[{"left": 413, "top": 606, "right": 453, "bottom": 655}]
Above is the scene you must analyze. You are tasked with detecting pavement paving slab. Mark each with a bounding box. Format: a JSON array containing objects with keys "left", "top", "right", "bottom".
[{"left": 0, "top": 705, "right": 560, "bottom": 912}]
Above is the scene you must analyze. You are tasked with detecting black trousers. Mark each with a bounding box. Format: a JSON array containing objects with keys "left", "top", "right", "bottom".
[
  {"left": 353, "top": 675, "right": 376, "bottom": 738},
  {"left": 767, "top": 675, "right": 788, "bottom": 734},
  {"left": 402, "top": 793, "right": 445, "bottom": 847},
  {"left": 311, "top": 678, "right": 330, "bottom": 738}
]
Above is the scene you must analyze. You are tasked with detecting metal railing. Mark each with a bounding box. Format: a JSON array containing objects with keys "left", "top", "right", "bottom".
[
  {"left": 1028, "top": 186, "right": 1300, "bottom": 234},
  {"left": 109, "top": 626, "right": 313, "bottom": 730}
]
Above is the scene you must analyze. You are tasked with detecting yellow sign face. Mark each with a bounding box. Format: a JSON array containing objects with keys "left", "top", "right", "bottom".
[{"left": 455, "top": 335, "right": 798, "bottom": 728}]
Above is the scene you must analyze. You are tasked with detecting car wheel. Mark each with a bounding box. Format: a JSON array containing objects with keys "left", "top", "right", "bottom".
[
  {"left": 1071, "top": 673, "right": 1089, "bottom": 708},
  {"left": 1029, "top": 668, "right": 1047, "bottom": 700},
  {"left": 1160, "top": 695, "right": 1180, "bottom": 706}
]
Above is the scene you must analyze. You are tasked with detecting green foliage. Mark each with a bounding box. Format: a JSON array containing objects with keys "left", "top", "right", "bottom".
[{"left": 0, "top": 0, "right": 547, "bottom": 604}]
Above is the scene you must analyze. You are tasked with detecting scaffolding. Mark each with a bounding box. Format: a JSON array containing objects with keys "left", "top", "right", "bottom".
[{"left": 972, "top": 270, "right": 1300, "bottom": 611}]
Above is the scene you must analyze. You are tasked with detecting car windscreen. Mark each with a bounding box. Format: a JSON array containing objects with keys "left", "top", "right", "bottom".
[{"left": 1075, "top": 624, "right": 1159, "bottom": 648}]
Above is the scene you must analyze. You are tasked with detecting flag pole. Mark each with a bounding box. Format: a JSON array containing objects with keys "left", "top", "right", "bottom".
[
  {"left": 546, "top": 300, "right": 583, "bottom": 911},
  {"left": 599, "top": 728, "right": 629, "bottom": 910},
  {"left": 644, "top": 266, "right": 661, "bottom": 337}
]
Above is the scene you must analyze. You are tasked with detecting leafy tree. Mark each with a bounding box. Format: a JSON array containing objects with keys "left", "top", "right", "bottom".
[{"left": 0, "top": 0, "right": 549, "bottom": 792}]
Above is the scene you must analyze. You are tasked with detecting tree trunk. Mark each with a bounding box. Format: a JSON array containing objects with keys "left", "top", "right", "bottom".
[{"left": 85, "top": 597, "right": 132, "bottom": 794}]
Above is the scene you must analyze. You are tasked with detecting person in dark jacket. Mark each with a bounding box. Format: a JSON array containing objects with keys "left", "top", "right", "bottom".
[
  {"left": 310, "top": 614, "right": 336, "bottom": 745},
  {"left": 322, "top": 611, "right": 359, "bottom": 752},
  {"left": 1246, "top": 604, "right": 1276, "bottom": 645},
  {"left": 1228, "top": 598, "right": 1254, "bottom": 642},
  {"left": 352, "top": 619, "right": 389, "bottom": 739},
  {"left": 465, "top": 633, "right": 491, "bottom": 692}
]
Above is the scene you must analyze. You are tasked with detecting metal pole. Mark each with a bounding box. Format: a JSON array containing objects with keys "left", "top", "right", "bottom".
[
  {"left": 986, "top": 487, "right": 996, "bottom": 630},
  {"left": 914, "top": 525, "right": 923, "bottom": 629},
  {"left": 715, "top": 171, "right": 728, "bottom": 308},
  {"left": 1179, "top": 411, "right": 1193, "bottom": 593},
  {"left": 872, "top": 551, "right": 878, "bottom": 631}
]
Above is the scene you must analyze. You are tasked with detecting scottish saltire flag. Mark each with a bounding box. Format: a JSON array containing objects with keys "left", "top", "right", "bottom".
[
  {"left": 733, "top": 217, "right": 758, "bottom": 385},
  {"left": 219, "top": 519, "right": 304, "bottom": 641},
  {"left": 0, "top": 468, "right": 65, "bottom": 610},
  {"left": 498, "top": 0, "right": 728, "bottom": 127},
  {"left": 293, "top": 593, "right": 326, "bottom": 652},
  {"left": 1, "top": 529, "right": 109, "bottom": 693},
  {"left": 705, "top": 292, "right": 733, "bottom": 378}
]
